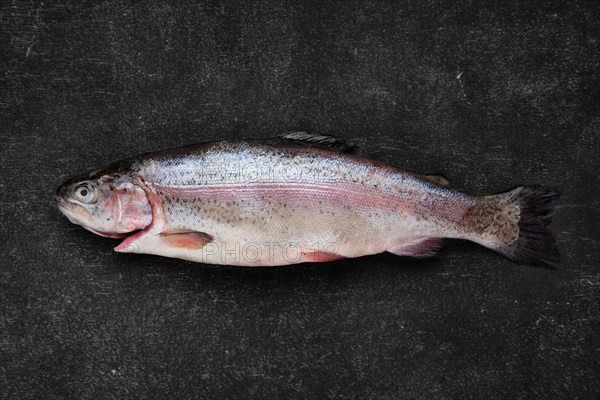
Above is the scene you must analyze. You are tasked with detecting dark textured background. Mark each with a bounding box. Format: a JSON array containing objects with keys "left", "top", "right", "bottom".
[{"left": 1, "top": 0, "right": 599, "bottom": 398}]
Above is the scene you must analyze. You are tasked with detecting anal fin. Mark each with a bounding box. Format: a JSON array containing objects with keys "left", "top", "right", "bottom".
[
  {"left": 300, "top": 250, "right": 345, "bottom": 263},
  {"left": 388, "top": 238, "right": 444, "bottom": 258}
]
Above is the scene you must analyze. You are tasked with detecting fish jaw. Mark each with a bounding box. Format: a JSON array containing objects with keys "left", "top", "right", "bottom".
[
  {"left": 86, "top": 228, "right": 132, "bottom": 239},
  {"left": 56, "top": 196, "right": 96, "bottom": 229}
]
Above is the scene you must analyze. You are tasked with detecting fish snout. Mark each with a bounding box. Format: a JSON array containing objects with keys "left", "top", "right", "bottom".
[
  {"left": 55, "top": 184, "right": 69, "bottom": 208},
  {"left": 56, "top": 180, "right": 70, "bottom": 199}
]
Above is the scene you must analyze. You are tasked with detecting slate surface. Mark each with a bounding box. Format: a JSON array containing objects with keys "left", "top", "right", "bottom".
[{"left": 1, "top": 1, "right": 599, "bottom": 399}]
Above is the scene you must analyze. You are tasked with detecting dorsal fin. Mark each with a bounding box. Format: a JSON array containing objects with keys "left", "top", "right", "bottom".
[
  {"left": 279, "top": 132, "right": 357, "bottom": 152},
  {"left": 420, "top": 174, "right": 450, "bottom": 187}
]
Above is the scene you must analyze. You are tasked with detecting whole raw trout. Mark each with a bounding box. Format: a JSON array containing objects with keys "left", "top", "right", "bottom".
[{"left": 56, "top": 133, "right": 560, "bottom": 268}]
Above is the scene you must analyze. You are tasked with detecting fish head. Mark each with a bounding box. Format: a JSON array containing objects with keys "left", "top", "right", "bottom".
[{"left": 56, "top": 165, "right": 153, "bottom": 238}]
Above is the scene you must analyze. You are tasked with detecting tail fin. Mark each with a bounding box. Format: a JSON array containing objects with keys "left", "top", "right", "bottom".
[{"left": 473, "top": 186, "right": 560, "bottom": 269}]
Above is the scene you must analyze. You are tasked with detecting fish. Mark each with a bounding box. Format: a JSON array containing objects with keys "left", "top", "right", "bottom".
[{"left": 56, "top": 132, "right": 560, "bottom": 268}]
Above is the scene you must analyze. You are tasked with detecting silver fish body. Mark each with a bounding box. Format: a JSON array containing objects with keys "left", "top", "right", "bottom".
[{"left": 56, "top": 134, "right": 560, "bottom": 268}]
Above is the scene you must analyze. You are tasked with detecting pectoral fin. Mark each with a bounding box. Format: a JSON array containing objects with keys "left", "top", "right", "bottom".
[{"left": 160, "top": 231, "right": 214, "bottom": 250}]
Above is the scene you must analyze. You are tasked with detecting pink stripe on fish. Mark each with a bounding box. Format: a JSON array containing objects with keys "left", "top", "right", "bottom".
[{"left": 153, "top": 181, "right": 410, "bottom": 213}]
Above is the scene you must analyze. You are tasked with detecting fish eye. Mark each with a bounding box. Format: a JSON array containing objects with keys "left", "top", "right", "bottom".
[{"left": 74, "top": 183, "right": 97, "bottom": 203}]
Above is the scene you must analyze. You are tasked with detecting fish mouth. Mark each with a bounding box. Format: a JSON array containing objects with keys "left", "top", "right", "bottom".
[
  {"left": 55, "top": 194, "right": 68, "bottom": 208},
  {"left": 56, "top": 196, "right": 81, "bottom": 221}
]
